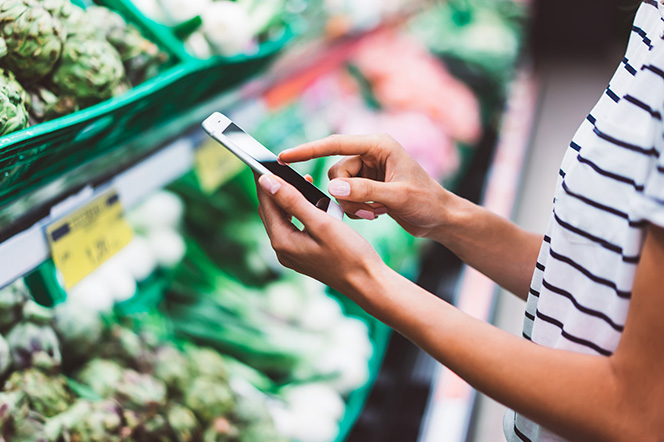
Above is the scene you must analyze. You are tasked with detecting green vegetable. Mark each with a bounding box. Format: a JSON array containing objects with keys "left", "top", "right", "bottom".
[
  {"left": 115, "top": 369, "right": 167, "bottom": 411},
  {"left": 74, "top": 359, "right": 124, "bottom": 397},
  {"left": 153, "top": 344, "right": 191, "bottom": 394},
  {"left": 166, "top": 404, "right": 199, "bottom": 442},
  {"left": 184, "top": 345, "right": 229, "bottom": 381},
  {"left": 4, "top": 369, "right": 71, "bottom": 417},
  {"left": 0, "top": 333, "right": 10, "bottom": 376},
  {"left": 6, "top": 321, "right": 61, "bottom": 371},
  {"left": 0, "top": 0, "right": 65, "bottom": 82},
  {"left": 84, "top": 6, "right": 167, "bottom": 84},
  {"left": 0, "top": 67, "right": 29, "bottom": 135},
  {"left": 0, "top": 279, "right": 29, "bottom": 330},
  {"left": 50, "top": 36, "right": 125, "bottom": 107},
  {"left": 53, "top": 301, "right": 103, "bottom": 364},
  {"left": 28, "top": 85, "right": 77, "bottom": 123},
  {"left": 45, "top": 399, "right": 124, "bottom": 442},
  {"left": 184, "top": 377, "right": 235, "bottom": 423}
]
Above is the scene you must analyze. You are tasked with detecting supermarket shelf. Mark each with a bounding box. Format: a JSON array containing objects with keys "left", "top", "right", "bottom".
[
  {"left": 417, "top": 65, "right": 539, "bottom": 442},
  {"left": 0, "top": 137, "right": 194, "bottom": 289}
]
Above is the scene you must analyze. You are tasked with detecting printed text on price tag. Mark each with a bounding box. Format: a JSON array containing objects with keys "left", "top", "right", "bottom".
[{"left": 47, "top": 191, "right": 133, "bottom": 290}]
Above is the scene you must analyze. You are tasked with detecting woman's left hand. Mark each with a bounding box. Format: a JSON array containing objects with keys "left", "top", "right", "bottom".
[{"left": 255, "top": 173, "right": 386, "bottom": 300}]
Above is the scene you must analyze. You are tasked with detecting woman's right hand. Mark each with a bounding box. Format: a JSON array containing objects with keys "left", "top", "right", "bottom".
[{"left": 278, "top": 133, "right": 455, "bottom": 238}]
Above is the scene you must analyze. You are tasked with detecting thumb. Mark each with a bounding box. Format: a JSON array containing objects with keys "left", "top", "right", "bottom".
[{"left": 328, "top": 177, "right": 398, "bottom": 205}]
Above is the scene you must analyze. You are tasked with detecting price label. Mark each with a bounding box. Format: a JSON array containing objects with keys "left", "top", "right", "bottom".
[
  {"left": 47, "top": 191, "right": 133, "bottom": 290},
  {"left": 194, "top": 139, "right": 245, "bottom": 193}
]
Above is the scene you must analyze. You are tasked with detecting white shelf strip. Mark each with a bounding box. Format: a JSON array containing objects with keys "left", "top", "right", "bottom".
[{"left": 0, "top": 137, "right": 194, "bottom": 289}]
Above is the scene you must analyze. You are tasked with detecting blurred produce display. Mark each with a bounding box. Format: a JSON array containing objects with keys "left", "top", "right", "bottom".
[
  {"left": 132, "top": 0, "right": 294, "bottom": 58},
  {"left": 0, "top": 0, "right": 168, "bottom": 135}
]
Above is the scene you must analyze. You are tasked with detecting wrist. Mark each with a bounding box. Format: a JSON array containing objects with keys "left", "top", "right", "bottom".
[{"left": 424, "top": 188, "right": 472, "bottom": 245}]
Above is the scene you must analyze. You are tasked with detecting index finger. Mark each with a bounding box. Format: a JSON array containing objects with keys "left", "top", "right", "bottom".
[{"left": 279, "top": 134, "right": 383, "bottom": 163}]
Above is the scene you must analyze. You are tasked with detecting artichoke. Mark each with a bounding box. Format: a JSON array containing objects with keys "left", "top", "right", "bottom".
[
  {"left": 184, "top": 377, "right": 235, "bottom": 423},
  {"left": 115, "top": 369, "right": 167, "bottom": 411},
  {"left": 50, "top": 36, "right": 125, "bottom": 107},
  {"left": 0, "top": 333, "right": 10, "bottom": 377},
  {"left": 167, "top": 404, "right": 199, "bottom": 442},
  {"left": 28, "top": 86, "right": 77, "bottom": 123},
  {"left": 0, "top": 75, "right": 29, "bottom": 136},
  {"left": 6, "top": 321, "right": 61, "bottom": 371},
  {"left": 45, "top": 399, "right": 124, "bottom": 442},
  {"left": 21, "top": 299, "right": 53, "bottom": 325},
  {"left": 84, "top": 6, "right": 167, "bottom": 84},
  {"left": 0, "top": 0, "right": 65, "bottom": 82},
  {"left": 74, "top": 358, "right": 124, "bottom": 397},
  {"left": 53, "top": 301, "right": 102, "bottom": 362},
  {"left": 0, "top": 279, "right": 30, "bottom": 331},
  {"left": 4, "top": 369, "right": 72, "bottom": 417},
  {"left": 0, "top": 390, "right": 26, "bottom": 429},
  {"left": 185, "top": 346, "right": 229, "bottom": 381},
  {"left": 153, "top": 344, "right": 191, "bottom": 394}
]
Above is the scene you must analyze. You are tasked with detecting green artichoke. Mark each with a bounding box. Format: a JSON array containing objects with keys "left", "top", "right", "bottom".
[
  {"left": 28, "top": 85, "right": 77, "bottom": 123},
  {"left": 45, "top": 399, "right": 124, "bottom": 442},
  {"left": 0, "top": 390, "right": 26, "bottom": 429},
  {"left": 184, "top": 377, "right": 235, "bottom": 423},
  {"left": 0, "top": 333, "right": 10, "bottom": 376},
  {"left": 74, "top": 358, "right": 124, "bottom": 397},
  {"left": 21, "top": 299, "right": 53, "bottom": 325},
  {"left": 167, "top": 404, "right": 199, "bottom": 442},
  {"left": 185, "top": 346, "right": 230, "bottom": 381},
  {"left": 115, "top": 369, "right": 167, "bottom": 411},
  {"left": 4, "top": 369, "right": 72, "bottom": 417},
  {"left": 0, "top": 279, "right": 30, "bottom": 330},
  {"left": 50, "top": 36, "right": 125, "bottom": 107},
  {"left": 84, "top": 6, "right": 166, "bottom": 85},
  {"left": 6, "top": 321, "right": 61, "bottom": 371},
  {"left": 0, "top": 0, "right": 65, "bottom": 82},
  {"left": 153, "top": 344, "right": 191, "bottom": 394},
  {"left": 0, "top": 75, "right": 29, "bottom": 136},
  {"left": 53, "top": 301, "right": 102, "bottom": 362}
]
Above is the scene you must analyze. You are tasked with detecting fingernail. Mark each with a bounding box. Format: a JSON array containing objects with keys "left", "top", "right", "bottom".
[
  {"left": 277, "top": 157, "right": 288, "bottom": 166},
  {"left": 259, "top": 175, "right": 281, "bottom": 194},
  {"left": 328, "top": 179, "right": 351, "bottom": 197},
  {"left": 355, "top": 209, "right": 375, "bottom": 220},
  {"left": 374, "top": 207, "right": 388, "bottom": 216}
]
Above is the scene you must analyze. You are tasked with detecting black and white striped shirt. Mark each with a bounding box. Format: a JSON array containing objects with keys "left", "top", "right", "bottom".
[{"left": 504, "top": 2, "right": 664, "bottom": 441}]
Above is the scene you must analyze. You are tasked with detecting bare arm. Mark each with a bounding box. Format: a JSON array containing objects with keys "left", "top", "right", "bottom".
[
  {"left": 280, "top": 134, "right": 542, "bottom": 299},
  {"left": 256, "top": 173, "right": 664, "bottom": 441}
]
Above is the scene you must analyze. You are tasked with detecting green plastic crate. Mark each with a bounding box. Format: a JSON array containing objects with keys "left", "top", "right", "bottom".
[{"left": 0, "top": 0, "right": 295, "bottom": 209}]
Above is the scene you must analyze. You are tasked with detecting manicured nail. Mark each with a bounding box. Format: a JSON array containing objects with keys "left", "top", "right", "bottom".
[
  {"left": 355, "top": 209, "right": 375, "bottom": 220},
  {"left": 374, "top": 207, "right": 388, "bottom": 216},
  {"left": 259, "top": 175, "right": 281, "bottom": 194},
  {"left": 328, "top": 179, "right": 350, "bottom": 197}
]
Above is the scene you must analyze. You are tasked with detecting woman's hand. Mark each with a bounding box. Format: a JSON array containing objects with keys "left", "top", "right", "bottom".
[
  {"left": 255, "top": 173, "right": 387, "bottom": 302},
  {"left": 279, "top": 133, "right": 455, "bottom": 238}
]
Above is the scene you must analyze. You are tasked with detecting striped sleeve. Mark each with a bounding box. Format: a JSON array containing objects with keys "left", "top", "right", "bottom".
[
  {"left": 631, "top": 153, "right": 664, "bottom": 228},
  {"left": 630, "top": 44, "right": 664, "bottom": 228}
]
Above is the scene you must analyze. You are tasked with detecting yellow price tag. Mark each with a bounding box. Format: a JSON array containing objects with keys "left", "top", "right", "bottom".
[
  {"left": 47, "top": 191, "right": 133, "bottom": 290},
  {"left": 194, "top": 138, "right": 245, "bottom": 193}
]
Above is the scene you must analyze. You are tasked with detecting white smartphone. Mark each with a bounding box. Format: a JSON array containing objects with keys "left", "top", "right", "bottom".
[{"left": 202, "top": 112, "right": 344, "bottom": 219}]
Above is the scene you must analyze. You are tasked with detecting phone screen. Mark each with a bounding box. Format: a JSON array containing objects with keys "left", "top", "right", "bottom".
[{"left": 221, "top": 122, "right": 332, "bottom": 211}]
